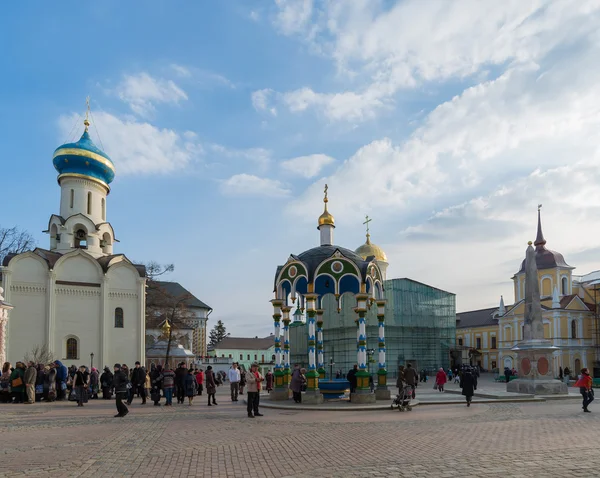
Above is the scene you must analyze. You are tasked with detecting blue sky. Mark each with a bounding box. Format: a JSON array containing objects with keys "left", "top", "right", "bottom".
[{"left": 3, "top": 1, "right": 600, "bottom": 336}]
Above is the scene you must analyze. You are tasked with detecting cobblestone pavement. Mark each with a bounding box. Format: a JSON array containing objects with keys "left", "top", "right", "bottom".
[{"left": 0, "top": 390, "right": 598, "bottom": 477}]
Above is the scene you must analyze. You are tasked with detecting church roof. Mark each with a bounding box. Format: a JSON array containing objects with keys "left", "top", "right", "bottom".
[
  {"left": 213, "top": 336, "right": 274, "bottom": 351},
  {"left": 2, "top": 248, "right": 146, "bottom": 277},
  {"left": 53, "top": 128, "right": 115, "bottom": 188},
  {"left": 153, "top": 281, "right": 211, "bottom": 310},
  {"left": 516, "top": 209, "right": 572, "bottom": 274},
  {"left": 456, "top": 306, "right": 502, "bottom": 329},
  {"left": 355, "top": 234, "right": 388, "bottom": 262},
  {"left": 295, "top": 245, "right": 369, "bottom": 282}
]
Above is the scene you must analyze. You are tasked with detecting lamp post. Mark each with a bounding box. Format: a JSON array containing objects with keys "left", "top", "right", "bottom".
[
  {"left": 366, "top": 349, "right": 375, "bottom": 373},
  {"left": 90, "top": 352, "right": 94, "bottom": 370}
]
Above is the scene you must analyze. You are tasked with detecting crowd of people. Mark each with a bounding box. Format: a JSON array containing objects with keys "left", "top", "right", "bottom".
[{"left": 0, "top": 359, "right": 270, "bottom": 418}]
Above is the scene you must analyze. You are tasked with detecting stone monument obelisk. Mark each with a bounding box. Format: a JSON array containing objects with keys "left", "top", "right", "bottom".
[{"left": 507, "top": 242, "right": 567, "bottom": 395}]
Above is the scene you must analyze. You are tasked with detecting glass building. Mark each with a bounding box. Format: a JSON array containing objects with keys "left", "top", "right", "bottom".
[{"left": 290, "top": 278, "right": 456, "bottom": 378}]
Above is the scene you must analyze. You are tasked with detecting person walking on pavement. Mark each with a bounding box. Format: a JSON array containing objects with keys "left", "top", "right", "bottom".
[
  {"left": 129, "top": 361, "right": 146, "bottom": 405},
  {"left": 246, "top": 362, "right": 263, "bottom": 418},
  {"left": 100, "top": 366, "right": 114, "bottom": 400},
  {"left": 404, "top": 363, "right": 418, "bottom": 399},
  {"left": 185, "top": 368, "right": 196, "bottom": 406},
  {"left": 290, "top": 364, "right": 304, "bottom": 403},
  {"left": 73, "top": 365, "right": 89, "bottom": 407},
  {"left": 347, "top": 365, "right": 358, "bottom": 395},
  {"left": 435, "top": 367, "right": 447, "bottom": 392},
  {"left": 205, "top": 366, "right": 217, "bottom": 406},
  {"left": 162, "top": 364, "right": 176, "bottom": 406},
  {"left": 195, "top": 368, "right": 204, "bottom": 396},
  {"left": 576, "top": 367, "right": 594, "bottom": 413},
  {"left": 228, "top": 362, "right": 241, "bottom": 402},
  {"left": 112, "top": 364, "right": 129, "bottom": 418},
  {"left": 265, "top": 370, "right": 274, "bottom": 393},
  {"left": 460, "top": 366, "right": 477, "bottom": 407},
  {"left": 24, "top": 361, "right": 37, "bottom": 404},
  {"left": 239, "top": 368, "right": 246, "bottom": 395}
]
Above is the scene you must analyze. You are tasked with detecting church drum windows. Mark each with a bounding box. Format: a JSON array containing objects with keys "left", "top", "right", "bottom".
[
  {"left": 101, "top": 198, "right": 106, "bottom": 221},
  {"left": 562, "top": 277, "right": 568, "bottom": 295},
  {"left": 115, "top": 307, "right": 124, "bottom": 328},
  {"left": 87, "top": 192, "right": 92, "bottom": 215},
  {"left": 66, "top": 337, "right": 78, "bottom": 360},
  {"left": 70, "top": 189, "right": 74, "bottom": 209},
  {"left": 571, "top": 320, "right": 577, "bottom": 339}
]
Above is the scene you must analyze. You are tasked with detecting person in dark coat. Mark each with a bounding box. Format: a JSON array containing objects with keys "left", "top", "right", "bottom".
[
  {"left": 460, "top": 367, "right": 477, "bottom": 407},
  {"left": 10, "top": 362, "right": 26, "bottom": 403},
  {"left": 184, "top": 369, "right": 196, "bottom": 406},
  {"left": 504, "top": 367, "right": 512, "bottom": 383},
  {"left": 129, "top": 361, "right": 146, "bottom": 405},
  {"left": 54, "top": 360, "right": 68, "bottom": 401},
  {"left": 347, "top": 365, "right": 358, "bottom": 395},
  {"left": 290, "top": 364, "right": 304, "bottom": 403},
  {"left": 205, "top": 366, "right": 217, "bottom": 406},
  {"left": 175, "top": 362, "right": 188, "bottom": 405},
  {"left": 73, "top": 365, "right": 90, "bottom": 407},
  {"left": 112, "top": 364, "right": 129, "bottom": 418},
  {"left": 89, "top": 368, "right": 99, "bottom": 399},
  {"left": 150, "top": 364, "right": 163, "bottom": 406},
  {"left": 404, "top": 364, "right": 418, "bottom": 399},
  {"left": 100, "top": 366, "right": 114, "bottom": 399}
]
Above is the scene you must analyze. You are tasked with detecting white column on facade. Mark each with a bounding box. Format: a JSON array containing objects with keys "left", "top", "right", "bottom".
[
  {"left": 100, "top": 276, "right": 109, "bottom": 367},
  {"left": 46, "top": 270, "right": 56, "bottom": 356},
  {"left": 138, "top": 277, "right": 146, "bottom": 363},
  {"left": 1, "top": 269, "right": 12, "bottom": 361},
  {"left": 316, "top": 310, "right": 324, "bottom": 372},
  {"left": 0, "top": 287, "right": 13, "bottom": 367},
  {"left": 377, "top": 300, "right": 386, "bottom": 376}
]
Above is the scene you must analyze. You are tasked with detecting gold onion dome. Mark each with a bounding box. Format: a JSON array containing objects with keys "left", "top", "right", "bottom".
[
  {"left": 355, "top": 234, "right": 388, "bottom": 262},
  {"left": 318, "top": 184, "right": 335, "bottom": 228}
]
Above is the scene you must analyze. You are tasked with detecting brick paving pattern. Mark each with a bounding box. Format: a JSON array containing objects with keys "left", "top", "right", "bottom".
[{"left": 0, "top": 390, "right": 598, "bottom": 477}]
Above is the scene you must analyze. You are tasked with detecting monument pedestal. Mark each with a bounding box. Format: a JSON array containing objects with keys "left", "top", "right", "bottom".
[
  {"left": 375, "top": 387, "right": 391, "bottom": 400},
  {"left": 350, "top": 392, "right": 376, "bottom": 404},
  {"left": 302, "top": 390, "right": 324, "bottom": 405},
  {"left": 270, "top": 389, "right": 289, "bottom": 401},
  {"left": 507, "top": 339, "right": 568, "bottom": 395}
]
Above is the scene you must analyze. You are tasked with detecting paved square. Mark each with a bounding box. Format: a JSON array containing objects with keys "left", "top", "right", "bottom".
[{"left": 0, "top": 388, "right": 598, "bottom": 477}]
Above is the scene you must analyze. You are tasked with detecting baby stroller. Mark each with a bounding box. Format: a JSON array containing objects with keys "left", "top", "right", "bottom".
[{"left": 391, "top": 384, "right": 413, "bottom": 412}]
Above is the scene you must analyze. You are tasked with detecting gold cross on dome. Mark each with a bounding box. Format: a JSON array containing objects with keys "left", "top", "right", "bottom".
[
  {"left": 538, "top": 204, "right": 542, "bottom": 211},
  {"left": 324, "top": 184, "right": 328, "bottom": 201},
  {"left": 84, "top": 96, "right": 91, "bottom": 131},
  {"left": 363, "top": 215, "right": 372, "bottom": 234}
]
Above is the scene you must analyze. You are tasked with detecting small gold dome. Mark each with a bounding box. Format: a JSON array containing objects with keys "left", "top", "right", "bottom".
[
  {"left": 355, "top": 234, "right": 388, "bottom": 262},
  {"left": 318, "top": 205, "right": 335, "bottom": 227}
]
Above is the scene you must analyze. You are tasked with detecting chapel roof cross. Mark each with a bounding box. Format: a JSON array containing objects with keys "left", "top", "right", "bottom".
[{"left": 363, "top": 215, "right": 372, "bottom": 234}]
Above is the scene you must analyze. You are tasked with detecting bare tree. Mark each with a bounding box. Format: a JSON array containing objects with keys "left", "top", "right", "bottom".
[
  {"left": 24, "top": 344, "right": 54, "bottom": 364},
  {"left": 0, "top": 226, "right": 36, "bottom": 264}
]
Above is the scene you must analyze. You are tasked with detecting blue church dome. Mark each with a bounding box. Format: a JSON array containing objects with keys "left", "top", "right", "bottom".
[{"left": 53, "top": 124, "right": 115, "bottom": 187}]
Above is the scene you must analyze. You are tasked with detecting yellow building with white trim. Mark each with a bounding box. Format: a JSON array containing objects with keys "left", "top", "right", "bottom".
[{"left": 457, "top": 210, "right": 599, "bottom": 376}]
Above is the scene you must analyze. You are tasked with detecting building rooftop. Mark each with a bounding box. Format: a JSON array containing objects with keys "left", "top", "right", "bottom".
[
  {"left": 456, "top": 306, "right": 501, "bottom": 329},
  {"left": 212, "top": 336, "right": 274, "bottom": 351},
  {"left": 153, "top": 281, "right": 211, "bottom": 310}
]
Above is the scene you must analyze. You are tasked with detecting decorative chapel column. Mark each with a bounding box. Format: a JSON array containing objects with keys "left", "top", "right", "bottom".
[
  {"left": 281, "top": 306, "right": 292, "bottom": 385},
  {"left": 46, "top": 270, "right": 57, "bottom": 357},
  {"left": 375, "top": 299, "right": 391, "bottom": 399},
  {"left": 352, "top": 293, "right": 375, "bottom": 402},
  {"left": 303, "top": 293, "right": 323, "bottom": 402},
  {"left": 316, "top": 308, "right": 325, "bottom": 379},
  {"left": 0, "top": 287, "right": 13, "bottom": 367},
  {"left": 270, "top": 299, "right": 285, "bottom": 390}
]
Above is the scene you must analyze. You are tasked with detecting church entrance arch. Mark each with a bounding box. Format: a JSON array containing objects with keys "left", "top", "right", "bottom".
[{"left": 504, "top": 357, "right": 513, "bottom": 370}]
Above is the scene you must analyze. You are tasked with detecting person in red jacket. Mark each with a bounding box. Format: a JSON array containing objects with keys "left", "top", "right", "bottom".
[
  {"left": 575, "top": 368, "right": 594, "bottom": 413},
  {"left": 195, "top": 368, "right": 204, "bottom": 396},
  {"left": 435, "top": 368, "right": 447, "bottom": 392}
]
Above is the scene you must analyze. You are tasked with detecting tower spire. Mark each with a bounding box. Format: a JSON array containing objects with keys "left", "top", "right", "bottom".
[
  {"left": 499, "top": 295, "right": 506, "bottom": 316},
  {"left": 534, "top": 204, "right": 546, "bottom": 250},
  {"left": 83, "top": 96, "right": 91, "bottom": 132},
  {"left": 363, "top": 215, "right": 372, "bottom": 244},
  {"left": 317, "top": 183, "right": 335, "bottom": 245}
]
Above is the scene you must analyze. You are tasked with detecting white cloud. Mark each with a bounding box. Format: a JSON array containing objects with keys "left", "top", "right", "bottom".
[
  {"left": 58, "top": 111, "right": 201, "bottom": 175},
  {"left": 281, "top": 153, "right": 335, "bottom": 178},
  {"left": 209, "top": 144, "right": 271, "bottom": 170},
  {"left": 170, "top": 64, "right": 192, "bottom": 78},
  {"left": 116, "top": 72, "right": 188, "bottom": 117},
  {"left": 249, "top": 10, "right": 260, "bottom": 22},
  {"left": 251, "top": 89, "right": 277, "bottom": 116},
  {"left": 220, "top": 174, "right": 291, "bottom": 197},
  {"left": 268, "top": 1, "right": 600, "bottom": 122},
  {"left": 273, "top": 0, "right": 313, "bottom": 35}
]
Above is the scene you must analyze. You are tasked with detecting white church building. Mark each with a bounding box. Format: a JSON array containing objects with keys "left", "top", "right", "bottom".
[{"left": 0, "top": 115, "right": 146, "bottom": 368}]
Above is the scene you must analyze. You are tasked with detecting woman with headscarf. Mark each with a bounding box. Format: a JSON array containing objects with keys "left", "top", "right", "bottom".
[
  {"left": 265, "top": 370, "right": 274, "bottom": 393},
  {"left": 0, "top": 362, "right": 11, "bottom": 403},
  {"left": 47, "top": 364, "right": 57, "bottom": 401},
  {"left": 10, "top": 362, "right": 25, "bottom": 403},
  {"left": 205, "top": 366, "right": 217, "bottom": 406},
  {"left": 185, "top": 368, "right": 196, "bottom": 406},
  {"left": 435, "top": 367, "right": 447, "bottom": 392},
  {"left": 460, "top": 367, "right": 477, "bottom": 407},
  {"left": 100, "top": 366, "right": 114, "bottom": 399},
  {"left": 290, "top": 364, "right": 304, "bottom": 403},
  {"left": 150, "top": 364, "right": 163, "bottom": 406},
  {"left": 90, "top": 367, "right": 99, "bottom": 399}
]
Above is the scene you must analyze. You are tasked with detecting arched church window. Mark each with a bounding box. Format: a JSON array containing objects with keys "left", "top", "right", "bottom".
[
  {"left": 87, "top": 192, "right": 92, "bottom": 215},
  {"left": 562, "top": 277, "right": 568, "bottom": 295},
  {"left": 101, "top": 198, "right": 106, "bottom": 221},
  {"left": 571, "top": 320, "right": 577, "bottom": 339},
  {"left": 70, "top": 189, "right": 74, "bottom": 209},
  {"left": 66, "top": 337, "right": 78, "bottom": 360},
  {"left": 115, "top": 308, "right": 124, "bottom": 328}
]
